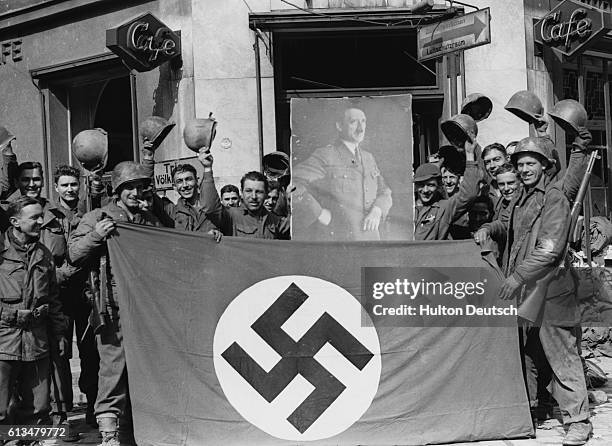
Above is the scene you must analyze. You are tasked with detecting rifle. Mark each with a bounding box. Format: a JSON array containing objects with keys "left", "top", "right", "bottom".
[
  {"left": 517, "top": 149, "right": 599, "bottom": 323},
  {"left": 82, "top": 176, "right": 109, "bottom": 340}
]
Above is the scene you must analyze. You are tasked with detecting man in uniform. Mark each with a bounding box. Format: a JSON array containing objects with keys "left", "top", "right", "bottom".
[
  {"left": 0, "top": 126, "right": 17, "bottom": 200},
  {"left": 414, "top": 139, "right": 479, "bottom": 240},
  {"left": 43, "top": 165, "right": 99, "bottom": 434},
  {"left": 68, "top": 161, "right": 165, "bottom": 446},
  {"left": 220, "top": 184, "right": 240, "bottom": 208},
  {"left": 292, "top": 106, "right": 392, "bottom": 241},
  {"left": 475, "top": 137, "right": 591, "bottom": 446},
  {"left": 141, "top": 145, "right": 222, "bottom": 238},
  {"left": 211, "top": 170, "right": 289, "bottom": 239},
  {"left": 0, "top": 197, "right": 67, "bottom": 428}
]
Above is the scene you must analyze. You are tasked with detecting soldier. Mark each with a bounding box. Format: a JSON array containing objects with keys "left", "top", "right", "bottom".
[
  {"left": 413, "top": 139, "right": 479, "bottom": 240},
  {"left": 493, "top": 163, "right": 520, "bottom": 220},
  {"left": 0, "top": 197, "right": 67, "bottom": 428},
  {"left": 220, "top": 184, "right": 240, "bottom": 208},
  {"left": 475, "top": 137, "right": 591, "bottom": 446},
  {"left": 1, "top": 161, "right": 48, "bottom": 233},
  {"left": 263, "top": 181, "right": 281, "bottom": 214},
  {"left": 141, "top": 144, "right": 222, "bottom": 238},
  {"left": 68, "top": 161, "right": 164, "bottom": 446},
  {"left": 214, "top": 171, "right": 289, "bottom": 239},
  {"left": 292, "top": 106, "right": 392, "bottom": 241},
  {"left": 43, "top": 165, "right": 99, "bottom": 435}
]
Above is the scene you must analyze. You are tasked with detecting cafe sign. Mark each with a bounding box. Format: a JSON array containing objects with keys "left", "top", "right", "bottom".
[
  {"left": 534, "top": 0, "right": 608, "bottom": 58},
  {"left": 106, "top": 12, "right": 181, "bottom": 72}
]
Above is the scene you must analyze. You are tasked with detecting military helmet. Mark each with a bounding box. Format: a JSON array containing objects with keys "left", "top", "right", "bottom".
[
  {"left": 139, "top": 116, "right": 175, "bottom": 150},
  {"left": 548, "top": 99, "right": 588, "bottom": 135},
  {"left": 504, "top": 90, "right": 544, "bottom": 123},
  {"left": 0, "top": 126, "right": 16, "bottom": 149},
  {"left": 413, "top": 163, "right": 442, "bottom": 183},
  {"left": 111, "top": 161, "right": 151, "bottom": 193},
  {"left": 460, "top": 93, "right": 493, "bottom": 122},
  {"left": 441, "top": 114, "right": 478, "bottom": 149},
  {"left": 262, "top": 151, "right": 290, "bottom": 180},
  {"left": 72, "top": 128, "right": 108, "bottom": 172},
  {"left": 183, "top": 114, "right": 218, "bottom": 152},
  {"left": 510, "top": 136, "right": 553, "bottom": 167}
]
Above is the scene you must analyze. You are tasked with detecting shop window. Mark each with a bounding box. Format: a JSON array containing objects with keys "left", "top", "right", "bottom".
[{"left": 562, "top": 69, "right": 579, "bottom": 101}]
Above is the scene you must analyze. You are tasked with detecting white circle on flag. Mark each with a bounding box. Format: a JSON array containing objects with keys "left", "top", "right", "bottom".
[{"left": 213, "top": 275, "right": 381, "bottom": 441}]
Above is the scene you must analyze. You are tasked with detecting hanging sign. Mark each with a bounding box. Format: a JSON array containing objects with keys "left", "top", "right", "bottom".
[
  {"left": 533, "top": 0, "right": 610, "bottom": 58},
  {"left": 106, "top": 12, "right": 181, "bottom": 72},
  {"left": 417, "top": 8, "right": 491, "bottom": 61}
]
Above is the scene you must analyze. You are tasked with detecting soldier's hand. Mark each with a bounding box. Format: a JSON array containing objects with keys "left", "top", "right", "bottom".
[
  {"left": 95, "top": 217, "right": 116, "bottom": 238},
  {"left": 57, "top": 336, "right": 69, "bottom": 357},
  {"left": 198, "top": 148, "right": 213, "bottom": 168},
  {"left": 499, "top": 275, "right": 521, "bottom": 301},
  {"left": 208, "top": 229, "right": 222, "bottom": 243},
  {"left": 363, "top": 206, "right": 382, "bottom": 232},
  {"left": 141, "top": 140, "right": 155, "bottom": 160},
  {"left": 0, "top": 140, "right": 14, "bottom": 156},
  {"left": 318, "top": 209, "right": 332, "bottom": 226},
  {"left": 574, "top": 127, "right": 592, "bottom": 149},
  {"left": 473, "top": 228, "right": 490, "bottom": 245},
  {"left": 464, "top": 139, "right": 477, "bottom": 159}
]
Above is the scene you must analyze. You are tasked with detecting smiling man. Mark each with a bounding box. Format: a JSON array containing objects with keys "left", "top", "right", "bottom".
[
  {"left": 142, "top": 146, "right": 222, "bottom": 239},
  {"left": 476, "top": 136, "right": 591, "bottom": 446},
  {"left": 413, "top": 139, "right": 479, "bottom": 241},
  {"left": 0, "top": 196, "right": 67, "bottom": 429},
  {"left": 292, "top": 105, "right": 392, "bottom": 241}
]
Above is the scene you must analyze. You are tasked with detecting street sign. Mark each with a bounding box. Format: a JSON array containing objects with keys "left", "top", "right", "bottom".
[
  {"left": 153, "top": 156, "right": 204, "bottom": 191},
  {"left": 418, "top": 8, "right": 491, "bottom": 62}
]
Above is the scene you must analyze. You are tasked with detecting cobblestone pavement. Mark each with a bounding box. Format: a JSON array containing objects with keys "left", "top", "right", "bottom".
[{"left": 55, "top": 357, "right": 612, "bottom": 445}]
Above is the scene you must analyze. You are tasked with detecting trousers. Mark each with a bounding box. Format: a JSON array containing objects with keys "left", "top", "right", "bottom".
[
  {"left": 0, "top": 357, "right": 50, "bottom": 425},
  {"left": 520, "top": 325, "right": 589, "bottom": 424}
]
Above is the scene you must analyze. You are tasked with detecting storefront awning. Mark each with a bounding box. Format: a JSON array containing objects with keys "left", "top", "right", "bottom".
[{"left": 249, "top": 6, "right": 458, "bottom": 32}]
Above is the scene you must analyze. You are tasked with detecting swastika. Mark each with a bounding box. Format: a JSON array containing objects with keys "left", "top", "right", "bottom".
[{"left": 221, "top": 282, "right": 374, "bottom": 433}]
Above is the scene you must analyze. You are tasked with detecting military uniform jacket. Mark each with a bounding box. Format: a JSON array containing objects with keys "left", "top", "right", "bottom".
[
  {"left": 222, "top": 207, "right": 290, "bottom": 240},
  {"left": 414, "top": 161, "right": 479, "bottom": 240},
  {"left": 0, "top": 232, "right": 66, "bottom": 361},
  {"left": 485, "top": 176, "right": 577, "bottom": 325},
  {"left": 292, "top": 141, "right": 392, "bottom": 241},
  {"left": 68, "top": 200, "right": 163, "bottom": 310}
]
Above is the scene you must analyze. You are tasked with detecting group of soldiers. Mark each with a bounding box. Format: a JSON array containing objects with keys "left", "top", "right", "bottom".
[{"left": 0, "top": 89, "right": 600, "bottom": 446}]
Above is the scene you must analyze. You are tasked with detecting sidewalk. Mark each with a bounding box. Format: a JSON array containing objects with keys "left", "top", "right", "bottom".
[{"left": 62, "top": 358, "right": 612, "bottom": 445}]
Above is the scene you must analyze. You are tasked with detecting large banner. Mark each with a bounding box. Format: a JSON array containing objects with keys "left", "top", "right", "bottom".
[
  {"left": 291, "top": 95, "right": 414, "bottom": 242},
  {"left": 108, "top": 224, "right": 533, "bottom": 445}
]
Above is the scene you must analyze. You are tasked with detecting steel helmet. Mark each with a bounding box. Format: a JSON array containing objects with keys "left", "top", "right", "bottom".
[
  {"left": 111, "top": 161, "right": 151, "bottom": 193},
  {"left": 183, "top": 113, "right": 217, "bottom": 152},
  {"left": 72, "top": 128, "right": 108, "bottom": 172},
  {"left": 413, "top": 163, "right": 442, "bottom": 183},
  {"left": 510, "top": 136, "right": 553, "bottom": 168},
  {"left": 0, "top": 126, "right": 15, "bottom": 150},
  {"left": 262, "top": 151, "right": 290, "bottom": 180},
  {"left": 504, "top": 90, "right": 544, "bottom": 123},
  {"left": 460, "top": 93, "right": 493, "bottom": 122},
  {"left": 548, "top": 99, "right": 588, "bottom": 134},
  {"left": 139, "top": 116, "right": 176, "bottom": 150},
  {"left": 441, "top": 114, "right": 478, "bottom": 149}
]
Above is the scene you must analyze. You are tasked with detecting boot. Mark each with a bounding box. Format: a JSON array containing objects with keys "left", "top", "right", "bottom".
[
  {"left": 51, "top": 412, "right": 79, "bottom": 442},
  {"left": 563, "top": 420, "right": 593, "bottom": 446},
  {"left": 97, "top": 415, "right": 120, "bottom": 446}
]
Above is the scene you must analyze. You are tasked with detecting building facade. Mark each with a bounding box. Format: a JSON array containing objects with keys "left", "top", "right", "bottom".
[{"left": 0, "top": 0, "right": 610, "bottom": 217}]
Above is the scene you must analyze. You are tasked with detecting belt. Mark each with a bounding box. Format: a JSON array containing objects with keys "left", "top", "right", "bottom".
[{"left": 0, "top": 304, "right": 49, "bottom": 328}]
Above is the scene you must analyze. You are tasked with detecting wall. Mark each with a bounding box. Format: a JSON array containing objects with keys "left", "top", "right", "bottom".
[
  {"left": 461, "top": 0, "right": 530, "bottom": 148},
  {"left": 191, "top": 0, "right": 277, "bottom": 190}
]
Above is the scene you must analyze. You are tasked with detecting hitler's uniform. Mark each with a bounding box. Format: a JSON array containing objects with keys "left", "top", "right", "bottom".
[
  {"left": 292, "top": 141, "right": 392, "bottom": 241},
  {"left": 0, "top": 230, "right": 66, "bottom": 425}
]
